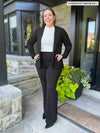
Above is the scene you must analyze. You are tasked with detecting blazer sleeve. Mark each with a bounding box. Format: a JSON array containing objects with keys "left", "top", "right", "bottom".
[
  {"left": 62, "top": 29, "right": 72, "bottom": 59},
  {"left": 27, "top": 29, "right": 37, "bottom": 59}
]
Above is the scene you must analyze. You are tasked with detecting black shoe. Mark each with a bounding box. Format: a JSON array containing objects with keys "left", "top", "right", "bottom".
[
  {"left": 45, "top": 122, "right": 55, "bottom": 128},
  {"left": 43, "top": 113, "right": 46, "bottom": 119}
]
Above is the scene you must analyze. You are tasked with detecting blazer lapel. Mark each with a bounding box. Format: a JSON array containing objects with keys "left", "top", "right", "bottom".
[
  {"left": 38, "top": 26, "right": 45, "bottom": 53},
  {"left": 53, "top": 26, "right": 60, "bottom": 52}
]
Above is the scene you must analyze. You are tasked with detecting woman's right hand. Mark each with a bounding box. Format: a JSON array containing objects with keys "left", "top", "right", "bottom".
[{"left": 34, "top": 54, "right": 39, "bottom": 60}]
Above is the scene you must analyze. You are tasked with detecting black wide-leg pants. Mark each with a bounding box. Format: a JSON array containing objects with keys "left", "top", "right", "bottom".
[{"left": 36, "top": 52, "right": 62, "bottom": 124}]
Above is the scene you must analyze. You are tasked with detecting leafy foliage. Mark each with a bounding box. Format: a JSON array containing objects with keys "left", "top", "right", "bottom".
[
  {"left": 6, "top": 62, "right": 9, "bottom": 72},
  {"left": 7, "top": 62, "right": 9, "bottom": 68},
  {"left": 56, "top": 66, "right": 90, "bottom": 102}
]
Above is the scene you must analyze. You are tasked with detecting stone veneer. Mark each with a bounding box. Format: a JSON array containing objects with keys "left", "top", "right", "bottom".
[
  {"left": 8, "top": 72, "right": 41, "bottom": 98},
  {"left": 6, "top": 55, "right": 36, "bottom": 77},
  {"left": 52, "top": 3, "right": 71, "bottom": 35},
  {"left": 0, "top": 85, "right": 22, "bottom": 132}
]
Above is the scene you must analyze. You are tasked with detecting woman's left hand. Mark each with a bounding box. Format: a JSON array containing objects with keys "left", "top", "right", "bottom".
[{"left": 55, "top": 54, "right": 63, "bottom": 61}]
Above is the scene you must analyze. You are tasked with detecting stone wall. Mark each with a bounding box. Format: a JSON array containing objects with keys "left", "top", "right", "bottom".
[
  {"left": 7, "top": 55, "right": 37, "bottom": 77},
  {"left": 0, "top": 85, "right": 22, "bottom": 132},
  {"left": 53, "top": 3, "right": 71, "bottom": 35},
  {"left": 8, "top": 73, "right": 41, "bottom": 98}
]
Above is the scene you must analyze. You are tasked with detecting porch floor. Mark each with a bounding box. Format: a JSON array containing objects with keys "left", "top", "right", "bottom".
[{"left": 2, "top": 86, "right": 100, "bottom": 133}]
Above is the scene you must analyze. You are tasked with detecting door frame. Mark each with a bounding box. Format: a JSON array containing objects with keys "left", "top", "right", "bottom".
[
  {"left": 92, "top": 5, "right": 100, "bottom": 88},
  {"left": 70, "top": 6, "right": 83, "bottom": 67}
]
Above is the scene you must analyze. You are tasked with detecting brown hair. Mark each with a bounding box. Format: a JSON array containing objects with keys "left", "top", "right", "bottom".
[{"left": 42, "top": 7, "right": 56, "bottom": 27}]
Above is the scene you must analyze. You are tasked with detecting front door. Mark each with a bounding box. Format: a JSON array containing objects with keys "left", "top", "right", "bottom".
[{"left": 80, "top": 6, "right": 100, "bottom": 90}]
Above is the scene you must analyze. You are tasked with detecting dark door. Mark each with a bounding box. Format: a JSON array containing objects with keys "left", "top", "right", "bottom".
[
  {"left": 95, "top": 49, "right": 100, "bottom": 89},
  {"left": 94, "top": 6, "right": 100, "bottom": 90},
  {"left": 79, "top": 6, "right": 98, "bottom": 88}
]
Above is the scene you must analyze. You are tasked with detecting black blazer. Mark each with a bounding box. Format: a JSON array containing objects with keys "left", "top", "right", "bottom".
[{"left": 27, "top": 25, "right": 72, "bottom": 69}]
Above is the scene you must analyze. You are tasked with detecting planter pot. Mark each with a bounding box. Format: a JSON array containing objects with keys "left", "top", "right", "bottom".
[{"left": 75, "top": 83, "right": 83, "bottom": 100}]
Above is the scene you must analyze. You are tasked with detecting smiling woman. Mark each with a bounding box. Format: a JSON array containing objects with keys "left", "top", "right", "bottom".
[
  {"left": 42, "top": 8, "right": 56, "bottom": 27},
  {"left": 27, "top": 7, "right": 72, "bottom": 128},
  {"left": 43, "top": 9, "right": 56, "bottom": 27}
]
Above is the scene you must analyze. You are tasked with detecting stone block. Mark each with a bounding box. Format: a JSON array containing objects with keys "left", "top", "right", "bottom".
[
  {"left": 0, "top": 85, "right": 22, "bottom": 132},
  {"left": 12, "top": 97, "right": 22, "bottom": 113},
  {"left": 3, "top": 101, "right": 12, "bottom": 108},
  {"left": 0, "top": 120, "right": 2, "bottom": 132},
  {"left": 2, "top": 112, "right": 22, "bottom": 131},
  {"left": 0, "top": 85, "right": 22, "bottom": 102},
  {"left": 0, "top": 106, "right": 12, "bottom": 119},
  {"left": 0, "top": 104, "right": 2, "bottom": 110}
]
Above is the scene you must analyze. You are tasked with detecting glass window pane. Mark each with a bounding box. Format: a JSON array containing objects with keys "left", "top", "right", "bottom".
[
  {"left": 24, "top": 14, "right": 34, "bottom": 54},
  {"left": 9, "top": 15, "right": 18, "bottom": 54},
  {"left": 86, "top": 19, "right": 95, "bottom": 53},
  {"left": 4, "top": 17, "right": 9, "bottom": 53}
]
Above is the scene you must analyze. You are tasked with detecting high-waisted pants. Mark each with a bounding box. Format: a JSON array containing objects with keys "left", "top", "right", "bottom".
[{"left": 36, "top": 52, "right": 62, "bottom": 124}]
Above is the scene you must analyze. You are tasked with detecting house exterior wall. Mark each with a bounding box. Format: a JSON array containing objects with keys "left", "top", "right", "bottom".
[{"left": 53, "top": 3, "right": 71, "bottom": 36}]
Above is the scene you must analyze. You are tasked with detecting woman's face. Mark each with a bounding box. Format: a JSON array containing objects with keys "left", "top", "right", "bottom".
[{"left": 43, "top": 9, "right": 55, "bottom": 27}]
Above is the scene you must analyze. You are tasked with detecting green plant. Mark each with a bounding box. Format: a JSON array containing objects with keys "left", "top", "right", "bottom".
[
  {"left": 56, "top": 66, "right": 90, "bottom": 102},
  {"left": 6, "top": 62, "right": 9, "bottom": 72},
  {"left": 7, "top": 62, "right": 9, "bottom": 68}
]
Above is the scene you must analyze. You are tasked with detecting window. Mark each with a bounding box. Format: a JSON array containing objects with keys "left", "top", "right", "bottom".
[
  {"left": 23, "top": 13, "right": 34, "bottom": 54},
  {"left": 9, "top": 15, "right": 18, "bottom": 54},
  {"left": 4, "top": 17, "right": 9, "bottom": 53},
  {"left": 85, "top": 18, "right": 95, "bottom": 53}
]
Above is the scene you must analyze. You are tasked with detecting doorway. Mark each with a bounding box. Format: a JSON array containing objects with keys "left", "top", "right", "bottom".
[
  {"left": 71, "top": 6, "right": 100, "bottom": 90},
  {"left": 80, "top": 6, "right": 97, "bottom": 86},
  {"left": 80, "top": 6, "right": 100, "bottom": 90}
]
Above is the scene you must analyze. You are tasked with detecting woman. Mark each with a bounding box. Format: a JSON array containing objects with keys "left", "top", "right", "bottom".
[{"left": 27, "top": 7, "right": 72, "bottom": 128}]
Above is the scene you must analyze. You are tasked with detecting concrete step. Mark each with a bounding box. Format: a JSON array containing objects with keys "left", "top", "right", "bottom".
[
  {"left": 8, "top": 72, "right": 42, "bottom": 98},
  {"left": 58, "top": 103, "right": 100, "bottom": 133},
  {"left": 57, "top": 89, "right": 100, "bottom": 133},
  {"left": 83, "top": 88, "right": 100, "bottom": 100},
  {"left": 58, "top": 89, "right": 100, "bottom": 117},
  {"left": 8, "top": 72, "right": 39, "bottom": 84},
  {"left": 23, "top": 84, "right": 42, "bottom": 98},
  {"left": 12, "top": 78, "right": 41, "bottom": 96}
]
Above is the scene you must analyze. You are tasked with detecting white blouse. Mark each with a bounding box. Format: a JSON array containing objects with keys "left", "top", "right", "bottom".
[{"left": 41, "top": 25, "right": 55, "bottom": 52}]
